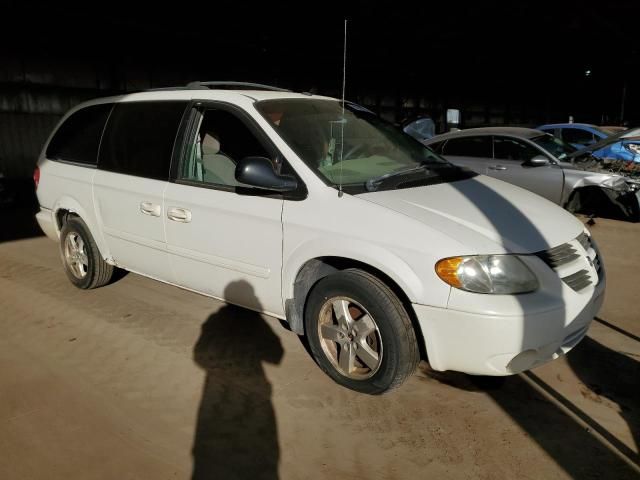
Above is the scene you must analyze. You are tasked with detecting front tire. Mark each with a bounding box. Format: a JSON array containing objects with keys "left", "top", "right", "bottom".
[
  {"left": 304, "top": 269, "right": 420, "bottom": 394},
  {"left": 60, "top": 216, "right": 114, "bottom": 289}
]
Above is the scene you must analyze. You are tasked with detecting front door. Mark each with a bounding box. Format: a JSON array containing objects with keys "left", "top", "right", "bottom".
[
  {"left": 163, "top": 105, "right": 285, "bottom": 316},
  {"left": 487, "top": 136, "right": 564, "bottom": 204}
]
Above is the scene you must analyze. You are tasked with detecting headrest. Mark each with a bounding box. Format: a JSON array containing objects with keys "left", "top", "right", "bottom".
[{"left": 202, "top": 133, "right": 220, "bottom": 155}]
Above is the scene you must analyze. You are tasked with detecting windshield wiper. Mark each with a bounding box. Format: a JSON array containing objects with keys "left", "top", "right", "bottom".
[{"left": 365, "top": 164, "right": 432, "bottom": 192}]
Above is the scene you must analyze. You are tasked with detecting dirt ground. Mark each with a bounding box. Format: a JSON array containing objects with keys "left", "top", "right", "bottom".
[{"left": 0, "top": 212, "right": 638, "bottom": 480}]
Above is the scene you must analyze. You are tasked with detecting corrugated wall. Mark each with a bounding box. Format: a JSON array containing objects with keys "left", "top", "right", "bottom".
[
  {"left": 0, "top": 84, "right": 104, "bottom": 177},
  {"left": 0, "top": 54, "right": 126, "bottom": 178},
  {"left": 0, "top": 112, "right": 60, "bottom": 177}
]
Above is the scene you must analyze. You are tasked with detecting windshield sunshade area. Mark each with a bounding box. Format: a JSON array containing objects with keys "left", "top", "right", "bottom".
[{"left": 255, "top": 99, "right": 472, "bottom": 193}]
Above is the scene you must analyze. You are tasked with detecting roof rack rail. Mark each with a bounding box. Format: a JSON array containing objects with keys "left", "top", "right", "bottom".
[
  {"left": 145, "top": 86, "right": 194, "bottom": 92},
  {"left": 185, "top": 81, "right": 292, "bottom": 92}
]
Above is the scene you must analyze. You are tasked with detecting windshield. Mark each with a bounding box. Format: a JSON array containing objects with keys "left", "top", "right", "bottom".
[
  {"left": 255, "top": 99, "right": 467, "bottom": 193},
  {"left": 531, "top": 134, "right": 577, "bottom": 160}
]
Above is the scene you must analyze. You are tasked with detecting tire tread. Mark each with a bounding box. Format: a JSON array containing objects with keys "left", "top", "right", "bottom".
[
  {"left": 345, "top": 269, "right": 420, "bottom": 392},
  {"left": 60, "top": 216, "right": 114, "bottom": 289},
  {"left": 304, "top": 268, "right": 420, "bottom": 394}
]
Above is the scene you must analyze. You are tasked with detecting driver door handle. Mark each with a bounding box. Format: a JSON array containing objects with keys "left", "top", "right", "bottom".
[
  {"left": 167, "top": 207, "right": 192, "bottom": 223},
  {"left": 488, "top": 165, "right": 508, "bottom": 171}
]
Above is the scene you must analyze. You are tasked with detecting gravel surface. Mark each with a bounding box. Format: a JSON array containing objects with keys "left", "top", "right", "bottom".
[{"left": 0, "top": 214, "right": 638, "bottom": 479}]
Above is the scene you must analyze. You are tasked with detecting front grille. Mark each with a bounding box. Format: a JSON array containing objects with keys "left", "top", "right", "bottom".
[
  {"left": 593, "top": 255, "right": 601, "bottom": 274},
  {"left": 577, "top": 232, "right": 603, "bottom": 281},
  {"left": 576, "top": 232, "right": 590, "bottom": 251},
  {"left": 536, "top": 243, "right": 580, "bottom": 269},
  {"left": 536, "top": 232, "right": 602, "bottom": 292},
  {"left": 561, "top": 269, "right": 593, "bottom": 291}
]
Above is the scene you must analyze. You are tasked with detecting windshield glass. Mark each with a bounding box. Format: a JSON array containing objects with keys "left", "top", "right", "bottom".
[
  {"left": 255, "top": 99, "right": 464, "bottom": 192},
  {"left": 532, "top": 134, "right": 577, "bottom": 160}
]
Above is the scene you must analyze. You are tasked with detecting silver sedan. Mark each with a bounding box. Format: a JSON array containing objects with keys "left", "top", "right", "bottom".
[{"left": 423, "top": 127, "right": 640, "bottom": 221}]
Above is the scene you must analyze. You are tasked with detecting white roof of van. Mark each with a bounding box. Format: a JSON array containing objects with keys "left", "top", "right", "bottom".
[{"left": 82, "top": 89, "right": 337, "bottom": 107}]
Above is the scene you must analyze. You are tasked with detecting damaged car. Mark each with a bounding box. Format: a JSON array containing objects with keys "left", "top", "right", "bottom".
[
  {"left": 538, "top": 123, "right": 640, "bottom": 163},
  {"left": 424, "top": 127, "right": 640, "bottom": 221}
]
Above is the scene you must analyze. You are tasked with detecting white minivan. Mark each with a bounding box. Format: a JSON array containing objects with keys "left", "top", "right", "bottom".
[{"left": 35, "top": 82, "right": 605, "bottom": 394}]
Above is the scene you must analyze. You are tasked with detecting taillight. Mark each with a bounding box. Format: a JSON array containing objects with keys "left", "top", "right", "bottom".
[{"left": 33, "top": 166, "right": 40, "bottom": 189}]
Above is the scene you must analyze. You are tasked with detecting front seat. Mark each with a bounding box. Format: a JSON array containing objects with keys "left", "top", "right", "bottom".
[{"left": 201, "top": 133, "right": 240, "bottom": 186}]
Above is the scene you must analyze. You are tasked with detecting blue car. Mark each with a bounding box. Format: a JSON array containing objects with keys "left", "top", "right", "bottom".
[{"left": 537, "top": 123, "right": 640, "bottom": 163}]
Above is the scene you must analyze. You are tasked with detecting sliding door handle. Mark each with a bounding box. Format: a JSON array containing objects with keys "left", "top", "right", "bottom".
[
  {"left": 140, "top": 201, "right": 161, "bottom": 217},
  {"left": 167, "top": 207, "right": 192, "bottom": 223}
]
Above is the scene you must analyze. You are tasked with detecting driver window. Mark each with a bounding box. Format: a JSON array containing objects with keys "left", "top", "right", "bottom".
[
  {"left": 180, "top": 109, "right": 272, "bottom": 187},
  {"left": 493, "top": 136, "right": 540, "bottom": 162}
]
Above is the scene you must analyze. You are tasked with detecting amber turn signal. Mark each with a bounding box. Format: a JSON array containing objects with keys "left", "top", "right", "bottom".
[{"left": 435, "top": 257, "right": 464, "bottom": 288}]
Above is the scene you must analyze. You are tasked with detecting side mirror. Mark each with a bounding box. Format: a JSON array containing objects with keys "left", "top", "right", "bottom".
[
  {"left": 235, "top": 156, "right": 298, "bottom": 192},
  {"left": 526, "top": 155, "right": 550, "bottom": 167}
]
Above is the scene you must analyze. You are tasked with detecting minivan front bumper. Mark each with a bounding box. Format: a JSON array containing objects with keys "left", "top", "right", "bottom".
[{"left": 413, "top": 276, "right": 605, "bottom": 375}]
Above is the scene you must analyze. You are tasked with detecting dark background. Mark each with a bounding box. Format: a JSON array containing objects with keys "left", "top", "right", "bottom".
[{"left": 1, "top": 0, "right": 638, "bottom": 178}]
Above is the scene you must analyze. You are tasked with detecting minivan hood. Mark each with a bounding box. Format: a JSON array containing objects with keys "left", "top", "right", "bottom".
[{"left": 358, "top": 175, "right": 583, "bottom": 254}]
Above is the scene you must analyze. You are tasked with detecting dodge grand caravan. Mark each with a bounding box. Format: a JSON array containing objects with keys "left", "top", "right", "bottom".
[{"left": 35, "top": 82, "right": 605, "bottom": 394}]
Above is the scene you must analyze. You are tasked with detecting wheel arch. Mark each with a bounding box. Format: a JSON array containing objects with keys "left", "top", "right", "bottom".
[
  {"left": 53, "top": 196, "right": 112, "bottom": 261},
  {"left": 565, "top": 185, "right": 639, "bottom": 220},
  {"left": 285, "top": 255, "right": 428, "bottom": 360}
]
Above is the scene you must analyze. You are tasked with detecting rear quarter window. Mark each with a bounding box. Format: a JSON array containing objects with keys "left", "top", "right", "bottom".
[
  {"left": 98, "top": 101, "right": 187, "bottom": 180},
  {"left": 46, "top": 104, "right": 113, "bottom": 165}
]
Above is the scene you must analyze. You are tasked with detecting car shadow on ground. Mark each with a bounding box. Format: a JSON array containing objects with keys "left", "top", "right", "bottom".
[
  {"left": 191, "top": 280, "right": 283, "bottom": 480},
  {"left": 419, "top": 335, "right": 639, "bottom": 479}
]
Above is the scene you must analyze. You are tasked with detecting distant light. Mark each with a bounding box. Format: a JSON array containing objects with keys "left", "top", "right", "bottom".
[{"left": 585, "top": 69, "right": 592, "bottom": 77}]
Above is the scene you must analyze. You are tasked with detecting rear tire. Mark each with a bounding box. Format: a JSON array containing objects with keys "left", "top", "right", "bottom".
[
  {"left": 304, "top": 269, "right": 420, "bottom": 394},
  {"left": 60, "top": 216, "right": 114, "bottom": 289}
]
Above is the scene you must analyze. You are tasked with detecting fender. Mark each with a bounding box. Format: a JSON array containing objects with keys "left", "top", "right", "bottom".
[
  {"left": 283, "top": 236, "right": 427, "bottom": 306},
  {"left": 53, "top": 195, "right": 113, "bottom": 262},
  {"left": 561, "top": 168, "right": 629, "bottom": 206}
]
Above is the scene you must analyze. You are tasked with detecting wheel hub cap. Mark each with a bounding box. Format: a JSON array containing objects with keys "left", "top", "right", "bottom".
[
  {"left": 64, "top": 232, "right": 89, "bottom": 279},
  {"left": 317, "top": 297, "right": 383, "bottom": 380}
]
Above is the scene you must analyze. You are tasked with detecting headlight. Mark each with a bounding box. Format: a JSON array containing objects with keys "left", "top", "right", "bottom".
[{"left": 435, "top": 255, "right": 539, "bottom": 294}]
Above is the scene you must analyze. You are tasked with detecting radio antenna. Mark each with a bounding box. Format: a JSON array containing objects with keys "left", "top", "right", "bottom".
[{"left": 338, "top": 19, "right": 347, "bottom": 198}]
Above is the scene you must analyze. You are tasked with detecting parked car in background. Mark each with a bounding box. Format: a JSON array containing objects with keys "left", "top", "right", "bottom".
[
  {"left": 424, "top": 127, "right": 640, "bottom": 221},
  {"left": 573, "top": 127, "right": 640, "bottom": 164},
  {"left": 537, "top": 123, "right": 612, "bottom": 148},
  {"left": 402, "top": 115, "right": 436, "bottom": 142},
  {"left": 537, "top": 123, "right": 640, "bottom": 163},
  {"left": 35, "top": 83, "right": 605, "bottom": 394}
]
